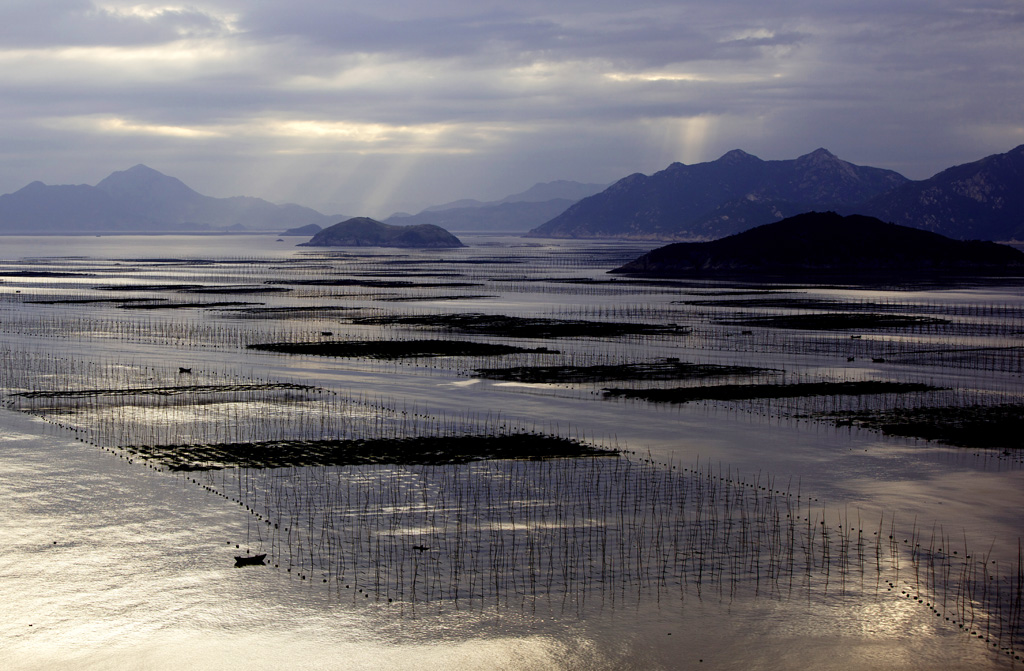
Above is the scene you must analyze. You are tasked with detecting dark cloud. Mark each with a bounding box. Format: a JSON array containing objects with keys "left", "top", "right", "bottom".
[
  {"left": 0, "top": 1, "right": 226, "bottom": 47},
  {"left": 236, "top": 5, "right": 810, "bottom": 69},
  {"left": 0, "top": 0, "right": 1020, "bottom": 215}
]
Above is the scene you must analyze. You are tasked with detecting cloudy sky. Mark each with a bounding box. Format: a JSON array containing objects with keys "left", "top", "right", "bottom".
[{"left": 1, "top": 1, "right": 1021, "bottom": 217}]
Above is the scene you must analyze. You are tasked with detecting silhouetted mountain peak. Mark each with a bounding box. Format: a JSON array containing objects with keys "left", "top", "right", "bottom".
[
  {"left": 18, "top": 181, "right": 48, "bottom": 193},
  {"left": 798, "top": 147, "right": 836, "bottom": 161},
  {"left": 124, "top": 163, "right": 161, "bottom": 175},
  {"left": 96, "top": 164, "right": 199, "bottom": 201},
  {"left": 530, "top": 148, "right": 909, "bottom": 240},
  {"left": 793, "top": 148, "right": 855, "bottom": 176},
  {"left": 860, "top": 144, "right": 1024, "bottom": 240},
  {"left": 718, "top": 149, "right": 761, "bottom": 164},
  {"left": 1, "top": 165, "right": 340, "bottom": 233}
]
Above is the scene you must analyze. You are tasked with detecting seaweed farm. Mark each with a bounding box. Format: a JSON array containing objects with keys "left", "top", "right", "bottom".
[{"left": 2, "top": 234, "right": 1024, "bottom": 669}]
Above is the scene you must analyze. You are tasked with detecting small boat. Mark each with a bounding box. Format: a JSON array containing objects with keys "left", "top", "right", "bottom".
[
  {"left": 178, "top": 367, "right": 192, "bottom": 374},
  {"left": 234, "top": 553, "right": 266, "bottom": 567}
]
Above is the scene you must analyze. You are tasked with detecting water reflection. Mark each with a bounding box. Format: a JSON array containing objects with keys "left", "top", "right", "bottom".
[
  {"left": 3, "top": 412, "right": 1017, "bottom": 669},
  {"left": 2, "top": 236, "right": 1023, "bottom": 669}
]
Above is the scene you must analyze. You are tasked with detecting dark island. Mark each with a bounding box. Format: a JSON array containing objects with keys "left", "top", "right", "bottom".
[
  {"left": 610, "top": 212, "right": 1024, "bottom": 277},
  {"left": 298, "top": 216, "right": 464, "bottom": 248}
]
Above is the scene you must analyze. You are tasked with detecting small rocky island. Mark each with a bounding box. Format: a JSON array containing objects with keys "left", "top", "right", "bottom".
[
  {"left": 299, "top": 217, "right": 464, "bottom": 248},
  {"left": 610, "top": 212, "right": 1024, "bottom": 277}
]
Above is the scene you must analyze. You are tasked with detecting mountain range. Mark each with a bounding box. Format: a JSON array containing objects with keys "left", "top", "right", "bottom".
[
  {"left": 0, "top": 166, "right": 605, "bottom": 236},
  {"left": 529, "top": 145, "right": 1024, "bottom": 242},
  {"left": 530, "top": 148, "right": 908, "bottom": 240},
  {"left": 856, "top": 145, "right": 1024, "bottom": 241},
  {"left": 384, "top": 180, "right": 608, "bottom": 232},
  {"left": 0, "top": 165, "right": 342, "bottom": 234},
  {"left": 2, "top": 145, "right": 1021, "bottom": 241}
]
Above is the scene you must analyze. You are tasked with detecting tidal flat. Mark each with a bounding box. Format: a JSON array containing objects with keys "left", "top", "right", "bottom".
[{"left": 1, "top": 234, "right": 1023, "bottom": 670}]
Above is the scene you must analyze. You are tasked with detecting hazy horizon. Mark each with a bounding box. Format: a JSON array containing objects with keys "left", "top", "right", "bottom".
[{"left": 1, "top": 1, "right": 1021, "bottom": 218}]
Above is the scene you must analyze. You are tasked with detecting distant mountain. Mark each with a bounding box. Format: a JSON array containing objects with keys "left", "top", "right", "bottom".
[
  {"left": 0, "top": 181, "right": 165, "bottom": 233},
  {"left": 529, "top": 149, "right": 909, "bottom": 241},
  {"left": 385, "top": 199, "right": 577, "bottom": 233},
  {"left": 610, "top": 212, "right": 1024, "bottom": 277},
  {"left": 0, "top": 164, "right": 342, "bottom": 234},
  {"left": 422, "top": 180, "right": 609, "bottom": 212},
  {"left": 386, "top": 180, "right": 608, "bottom": 232},
  {"left": 493, "top": 180, "right": 611, "bottom": 205},
  {"left": 298, "top": 217, "right": 464, "bottom": 248},
  {"left": 280, "top": 223, "right": 323, "bottom": 236},
  {"left": 857, "top": 144, "right": 1024, "bottom": 241}
]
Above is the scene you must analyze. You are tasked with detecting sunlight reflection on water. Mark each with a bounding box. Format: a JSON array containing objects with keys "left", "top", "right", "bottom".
[
  {"left": 2, "top": 235, "right": 1022, "bottom": 669},
  {"left": 1, "top": 410, "right": 1015, "bottom": 670}
]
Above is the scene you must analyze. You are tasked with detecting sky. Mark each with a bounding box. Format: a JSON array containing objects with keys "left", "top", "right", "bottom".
[{"left": 0, "top": 1, "right": 1022, "bottom": 218}]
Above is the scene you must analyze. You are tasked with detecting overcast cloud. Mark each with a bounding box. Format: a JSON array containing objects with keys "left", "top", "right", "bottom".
[{"left": 0, "top": 0, "right": 1021, "bottom": 216}]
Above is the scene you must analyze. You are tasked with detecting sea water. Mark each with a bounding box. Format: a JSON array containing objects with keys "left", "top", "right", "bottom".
[{"left": 1, "top": 234, "right": 1021, "bottom": 669}]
